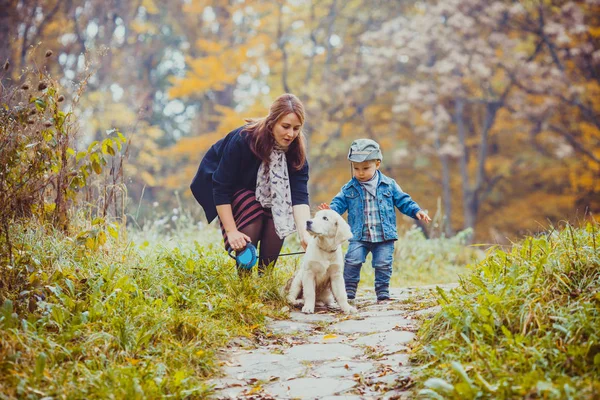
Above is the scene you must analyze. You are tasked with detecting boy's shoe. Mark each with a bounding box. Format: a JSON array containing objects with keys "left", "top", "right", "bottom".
[{"left": 377, "top": 296, "right": 392, "bottom": 303}]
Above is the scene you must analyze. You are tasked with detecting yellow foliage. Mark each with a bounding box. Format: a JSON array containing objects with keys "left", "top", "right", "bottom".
[
  {"left": 144, "top": 126, "right": 164, "bottom": 140},
  {"left": 162, "top": 165, "right": 198, "bottom": 190},
  {"left": 130, "top": 20, "right": 159, "bottom": 35},
  {"left": 138, "top": 152, "right": 158, "bottom": 165},
  {"left": 140, "top": 171, "right": 157, "bottom": 187},
  {"left": 379, "top": 137, "right": 395, "bottom": 150},
  {"left": 142, "top": 0, "right": 159, "bottom": 14},
  {"left": 584, "top": 81, "right": 600, "bottom": 103},
  {"left": 196, "top": 39, "right": 224, "bottom": 54},
  {"left": 45, "top": 19, "right": 71, "bottom": 37},
  {"left": 208, "top": 105, "right": 245, "bottom": 134},
  {"left": 570, "top": 167, "right": 597, "bottom": 191},
  {"left": 589, "top": 26, "right": 600, "bottom": 38},
  {"left": 168, "top": 47, "right": 250, "bottom": 98},
  {"left": 182, "top": 0, "right": 206, "bottom": 14},
  {"left": 103, "top": 104, "right": 139, "bottom": 127},
  {"left": 579, "top": 122, "right": 600, "bottom": 141},
  {"left": 168, "top": 133, "right": 226, "bottom": 159},
  {"left": 183, "top": 0, "right": 229, "bottom": 14},
  {"left": 491, "top": 109, "right": 525, "bottom": 136}
]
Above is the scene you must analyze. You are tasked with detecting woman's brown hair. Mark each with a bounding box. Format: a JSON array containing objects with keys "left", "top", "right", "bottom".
[{"left": 243, "top": 93, "right": 307, "bottom": 171}]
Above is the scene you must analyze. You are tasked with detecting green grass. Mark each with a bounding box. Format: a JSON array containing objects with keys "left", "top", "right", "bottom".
[
  {"left": 414, "top": 222, "right": 600, "bottom": 399},
  {"left": 359, "top": 227, "right": 480, "bottom": 289},
  {"left": 0, "top": 212, "right": 482, "bottom": 399},
  {"left": 0, "top": 219, "right": 293, "bottom": 399}
]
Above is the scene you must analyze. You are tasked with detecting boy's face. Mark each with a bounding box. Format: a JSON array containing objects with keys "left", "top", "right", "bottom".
[{"left": 352, "top": 160, "right": 381, "bottom": 182}]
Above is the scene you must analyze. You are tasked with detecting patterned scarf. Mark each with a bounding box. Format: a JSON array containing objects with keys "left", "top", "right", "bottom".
[
  {"left": 255, "top": 146, "right": 296, "bottom": 239},
  {"left": 359, "top": 170, "right": 379, "bottom": 197}
]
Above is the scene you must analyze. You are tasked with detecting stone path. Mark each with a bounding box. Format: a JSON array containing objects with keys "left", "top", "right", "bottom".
[{"left": 208, "top": 284, "right": 456, "bottom": 399}]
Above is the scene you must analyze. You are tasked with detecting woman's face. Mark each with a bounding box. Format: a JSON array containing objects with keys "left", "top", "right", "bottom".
[{"left": 272, "top": 113, "right": 302, "bottom": 148}]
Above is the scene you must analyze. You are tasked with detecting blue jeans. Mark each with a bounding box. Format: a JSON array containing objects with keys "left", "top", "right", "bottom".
[{"left": 343, "top": 240, "right": 395, "bottom": 300}]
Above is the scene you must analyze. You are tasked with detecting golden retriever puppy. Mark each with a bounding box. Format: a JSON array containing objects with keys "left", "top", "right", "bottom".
[{"left": 287, "top": 209, "right": 356, "bottom": 314}]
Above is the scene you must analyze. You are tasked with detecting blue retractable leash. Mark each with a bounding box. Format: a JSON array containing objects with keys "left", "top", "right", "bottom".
[{"left": 228, "top": 243, "right": 305, "bottom": 270}]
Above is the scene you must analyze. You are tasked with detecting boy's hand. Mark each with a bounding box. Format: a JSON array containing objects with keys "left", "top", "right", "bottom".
[
  {"left": 318, "top": 203, "right": 331, "bottom": 210},
  {"left": 416, "top": 210, "right": 431, "bottom": 223}
]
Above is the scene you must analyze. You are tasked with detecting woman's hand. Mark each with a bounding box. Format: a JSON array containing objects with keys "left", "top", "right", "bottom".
[
  {"left": 292, "top": 204, "right": 311, "bottom": 251},
  {"left": 227, "top": 230, "right": 251, "bottom": 251},
  {"left": 299, "top": 230, "right": 309, "bottom": 250},
  {"left": 416, "top": 210, "right": 431, "bottom": 223}
]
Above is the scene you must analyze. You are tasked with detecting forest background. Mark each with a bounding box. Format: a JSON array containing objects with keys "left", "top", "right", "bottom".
[{"left": 2, "top": 0, "right": 599, "bottom": 242}]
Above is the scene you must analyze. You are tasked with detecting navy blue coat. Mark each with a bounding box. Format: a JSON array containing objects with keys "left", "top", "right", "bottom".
[{"left": 190, "top": 126, "right": 310, "bottom": 223}]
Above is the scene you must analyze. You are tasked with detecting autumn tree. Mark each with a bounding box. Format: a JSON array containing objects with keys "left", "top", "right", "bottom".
[{"left": 353, "top": 0, "right": 599, "bottom": 239}]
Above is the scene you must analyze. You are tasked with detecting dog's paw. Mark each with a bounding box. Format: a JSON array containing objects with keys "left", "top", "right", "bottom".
[
  {"left": 302, "top": 304, "right": 315, "bottom": 314},
  {"left": 291, "top": 299, "right": 305, "bottom": 307},
  {"left": 340, "top": 305, "right": 357, "bottom": 314},
  {"left": 326, "top": 302, "right": 340, "bottom": 311}
]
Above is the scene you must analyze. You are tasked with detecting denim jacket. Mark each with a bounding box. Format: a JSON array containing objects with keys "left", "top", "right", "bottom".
[{"left": 329, "top": 171, "right": 421, "bottom": 242}]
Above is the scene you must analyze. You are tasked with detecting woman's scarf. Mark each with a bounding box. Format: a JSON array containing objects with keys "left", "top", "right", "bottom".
[{"left": 255, "top": 146, "right": 296, "bottom": 239}]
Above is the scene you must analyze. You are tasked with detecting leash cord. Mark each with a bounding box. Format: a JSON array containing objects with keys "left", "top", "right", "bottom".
[{"left": 227, "top": 249, "right": 305, "bottom": 260}]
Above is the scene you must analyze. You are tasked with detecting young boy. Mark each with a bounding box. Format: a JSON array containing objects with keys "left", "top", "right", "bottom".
[{"left": 319, "top": 139, "right": 431, "bottom": 302}]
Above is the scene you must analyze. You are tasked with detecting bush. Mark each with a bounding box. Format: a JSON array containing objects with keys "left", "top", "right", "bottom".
[
  {"left": 414, "top": 222, "right": 600, "bottom": 399},
  {"left": 0, "top": 53, "right": 126, "bottom": 305}
]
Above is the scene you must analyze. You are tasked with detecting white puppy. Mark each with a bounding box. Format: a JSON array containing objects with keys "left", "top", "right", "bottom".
[{"left": 287, "top": 209, "right": 356, "bottom": 314}]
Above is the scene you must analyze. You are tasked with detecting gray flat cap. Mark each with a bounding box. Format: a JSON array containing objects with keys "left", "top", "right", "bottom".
[{"left": 347, "top": 138, "right": 383, "bottom": 162}]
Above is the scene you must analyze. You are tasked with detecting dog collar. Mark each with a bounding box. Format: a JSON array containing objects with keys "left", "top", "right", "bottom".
[{"left": 317, "top": 245, "right": 338, "bottom": 253}]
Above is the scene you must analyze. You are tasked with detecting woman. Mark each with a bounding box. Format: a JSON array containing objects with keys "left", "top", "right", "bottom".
[{"left": 191, "top": 93, "right": 310, "bottom": 271}]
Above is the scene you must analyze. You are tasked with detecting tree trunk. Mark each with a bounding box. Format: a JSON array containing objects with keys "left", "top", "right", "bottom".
[
  {"left": 440, "top": 154, "right": 454, "bottom": 237},
  {"left": 433, "top": 104, "right": 454, "bottom": 237},
  {"left": 455, "top": 98, "right": 501, "bottom": 237},
  {"left": 454, "top": 98, "right": 474, "bottom": 233}
]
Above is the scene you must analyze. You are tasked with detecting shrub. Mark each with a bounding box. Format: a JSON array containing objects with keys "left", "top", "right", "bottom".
[{"left": 0, "top": 52, "right": 126, "bottom": 306}]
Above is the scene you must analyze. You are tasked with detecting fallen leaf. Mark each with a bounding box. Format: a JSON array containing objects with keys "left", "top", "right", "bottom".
[
  {"left": 246, "top": 385, "right": 262, "bottom": 394},
  {"left": 323, "top": 334, "right": 337, "bottom": 340}
]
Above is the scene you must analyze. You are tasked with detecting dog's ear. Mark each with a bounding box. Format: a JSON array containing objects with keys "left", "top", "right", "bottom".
[{"left": 334, "top": 214, "right": 353, "bottom": 246}]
